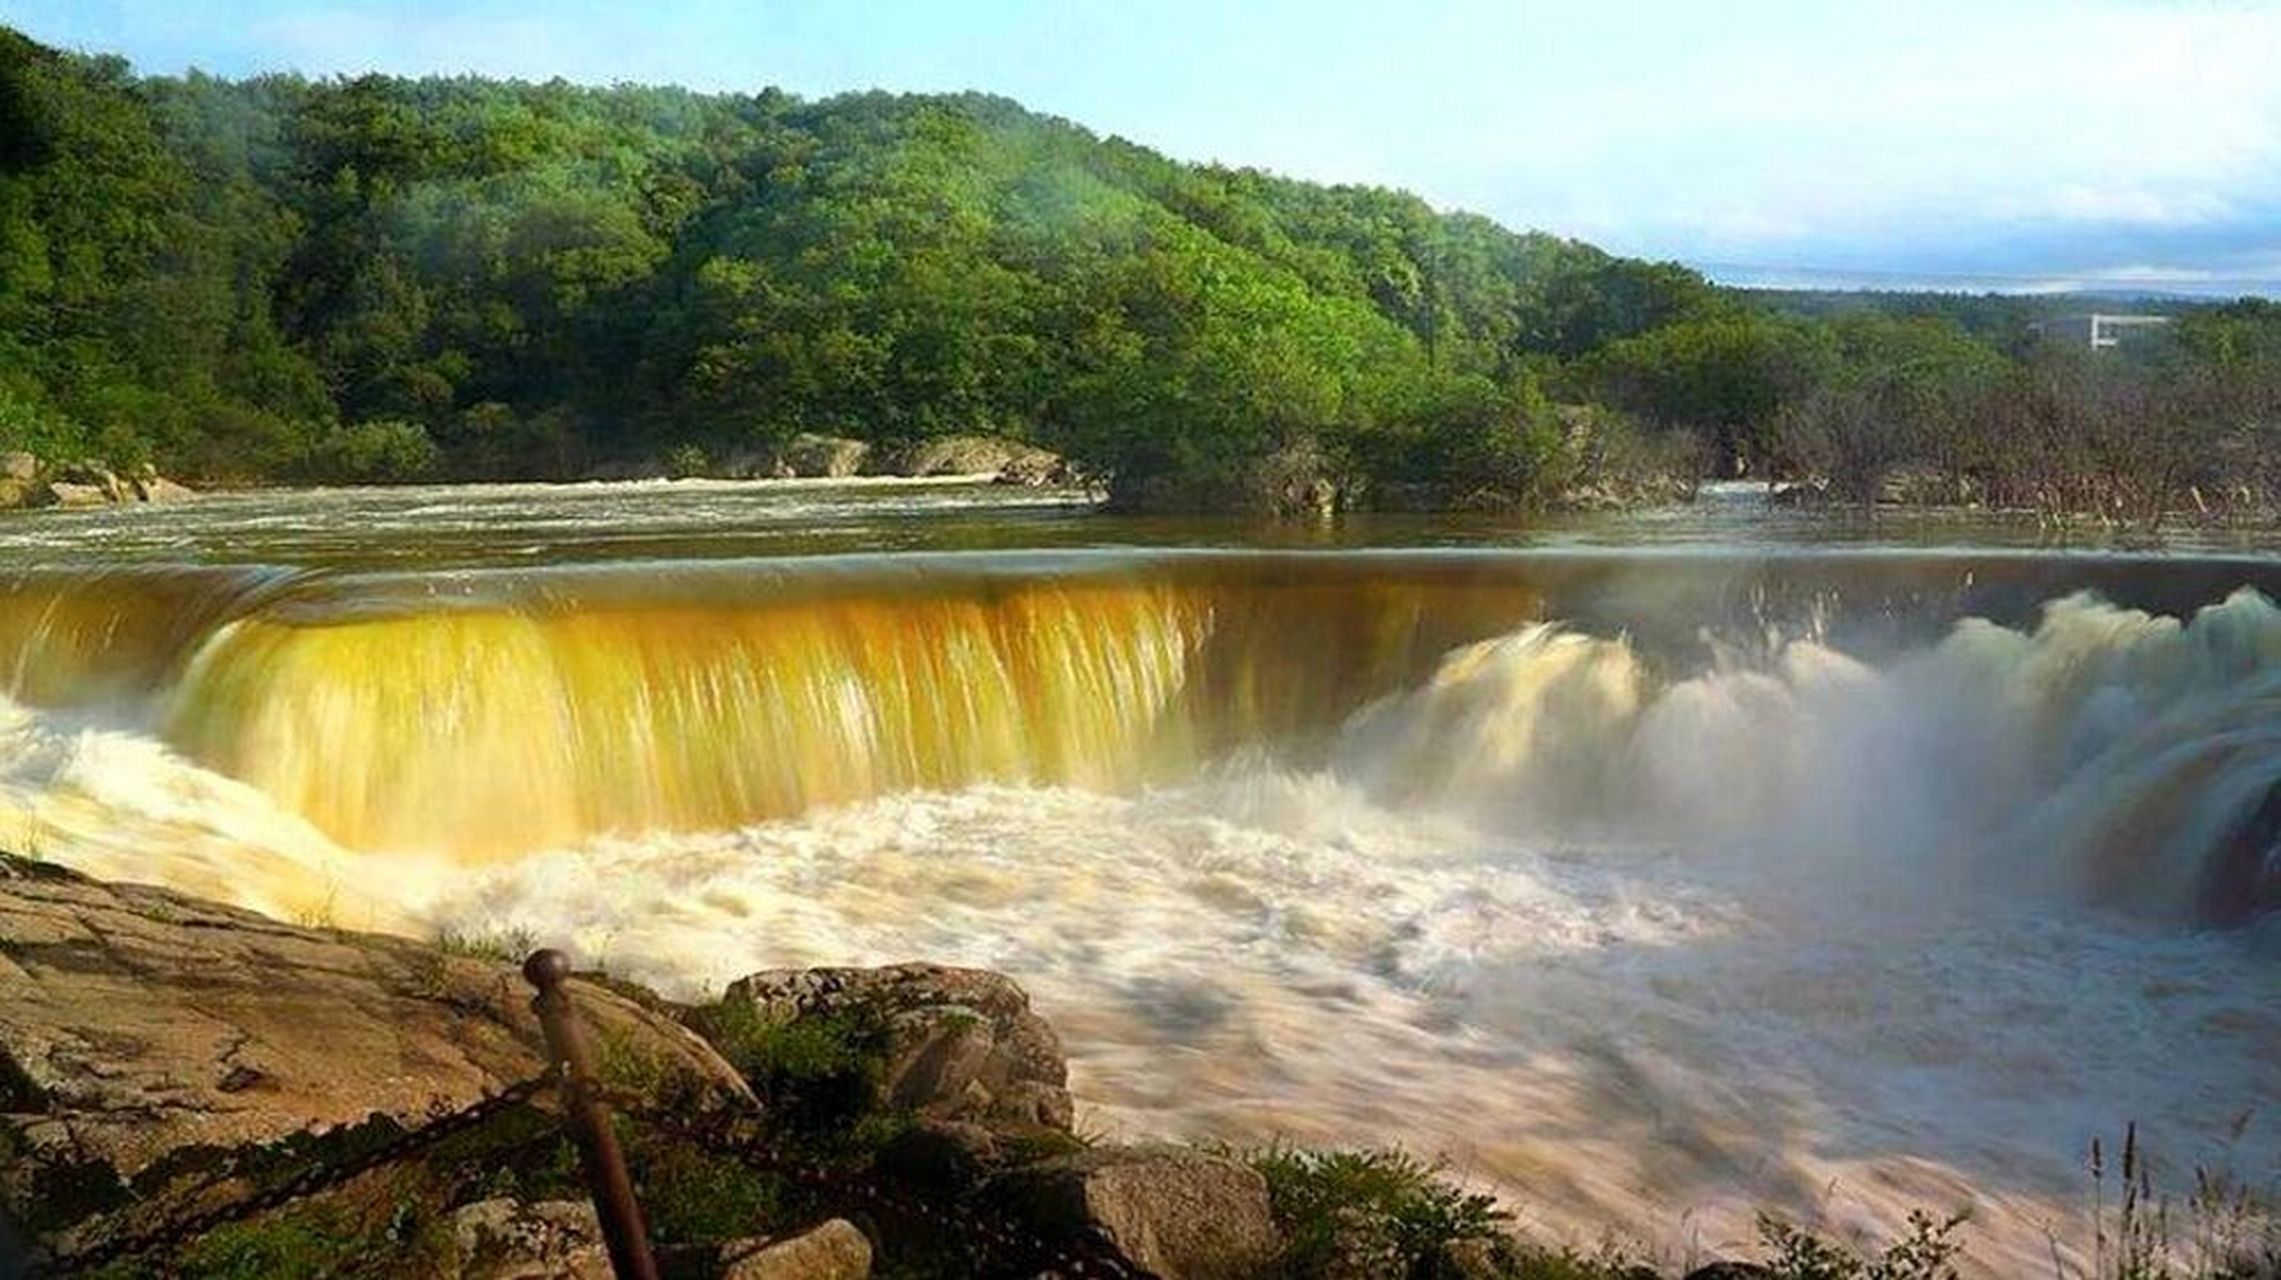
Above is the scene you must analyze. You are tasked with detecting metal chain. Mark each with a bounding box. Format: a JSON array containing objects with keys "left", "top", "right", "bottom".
[
  {"left": 44, "top": 1070, "right": 1153, "bottom": 1278},
  {"left": 598, "top": 1086, "right": 1157, "bottom": 1279},
  {"left": 45, "top": 1068, "right": 559, "bottom": 1276}
]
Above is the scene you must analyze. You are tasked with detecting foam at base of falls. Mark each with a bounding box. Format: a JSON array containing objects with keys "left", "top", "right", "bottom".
[
  {"left": 393, "top": 782, "right": 2281, "bottom": 1277},
  {"left": 1335, "top": 589, "right": 2281, "bottom": 921},
  {"left": 6, "top": 576, "right": 2281, "bottom": 1275}
]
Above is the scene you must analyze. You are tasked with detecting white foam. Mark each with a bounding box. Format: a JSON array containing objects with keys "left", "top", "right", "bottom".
[{"left": 11, "top": 591, "right": 2281, "bottom": 1274}]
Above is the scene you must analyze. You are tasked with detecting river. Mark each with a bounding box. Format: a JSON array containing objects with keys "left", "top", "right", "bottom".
[{"left": 3, "top": 478, "right": 2277, "bottom": 1273}]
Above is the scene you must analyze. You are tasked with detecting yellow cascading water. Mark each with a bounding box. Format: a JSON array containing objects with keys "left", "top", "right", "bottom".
[
  {"left": 0, "top": 567, "right": 281, "bottom": 706},
  {"left": 161, "top": 571, "right": 1544, "bottom": 860}
]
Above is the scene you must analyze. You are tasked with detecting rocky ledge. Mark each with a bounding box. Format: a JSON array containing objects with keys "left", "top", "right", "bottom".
[
  {"left": 0, "top": 855, "right": 1784, "bottom": 1278},
  {"left": 0, "top": 453, "right": 196, "bottom": 511},
  {"left": 589, "top": 433, "right": 1086, "bottom": 489}
]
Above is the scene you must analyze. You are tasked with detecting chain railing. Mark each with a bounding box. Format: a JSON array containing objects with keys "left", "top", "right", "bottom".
[
  {"left": 45, "top": 1068, "right": 560, "bottom": 1274},
  {"left": 34, "top": 948, "right": 1156, "bottom": 1280}
]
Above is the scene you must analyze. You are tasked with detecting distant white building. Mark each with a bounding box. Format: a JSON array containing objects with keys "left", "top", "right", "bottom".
[{"left": 2036, "top": 313, "right": 2173, "bottom": 351}]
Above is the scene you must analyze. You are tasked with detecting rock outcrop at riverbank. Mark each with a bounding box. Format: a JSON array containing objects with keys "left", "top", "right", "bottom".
[
  {"left": 0, "top": 454, "right": 196, "bottom": 511},
  {"left": 588, "top": 433, "right": 1085, "bottom": 488},
  {"left": 0, "top": 855, "right": 748, "bottom": 1264},
  {"left": 0, "top": 854, "right": 1790, "bottom": 1278}
]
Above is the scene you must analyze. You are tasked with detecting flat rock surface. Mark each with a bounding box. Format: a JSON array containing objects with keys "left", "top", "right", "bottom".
[{"left": 0, "top": 854, "right": 748, "bottom": 1241}]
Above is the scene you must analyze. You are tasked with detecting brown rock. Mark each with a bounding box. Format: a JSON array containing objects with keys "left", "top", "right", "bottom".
[
  {"left": 776, "top": 434, "right": 870, "bottom": 478},
  {"left": 450, "top": 1197, "right": 614, "bottom": 1279},
  {"left": 877, "top": 1117, "right": 1004, "bottom": 1190},
  {"left": 993, "top": 447, "right": 1077, "bottom": 487},
  {"left": 0, "top": 855, "right": 752, "bottom": 1252},
  {"left": 717, "top": 1218, "right": 873, "bottom": 1280},
  {"left": 723, "top": 962, "right": 1071, "bottom": 1132},
  {"left": 0, "top": 452, "right": 35, "bottom": 482},
  {"left": 985, "top": 1144, "right": 1281, "bottom": 1280},
  {"left": 130, "top": 474, "right": 195, "bottom": 503},
  {"left": 56, "top": 460, "right": 125, "bottom": 502},
  {"left": 39, "top": 481, "right": 112, "bottom": 509},
  {"left": 881, "top": 434, "right": 1065, "bottom": 480}
]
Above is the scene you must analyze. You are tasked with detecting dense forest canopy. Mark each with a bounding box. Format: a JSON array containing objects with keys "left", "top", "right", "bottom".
[{"left": 3, "top": 25, "right": 2278, "bottom": 516}]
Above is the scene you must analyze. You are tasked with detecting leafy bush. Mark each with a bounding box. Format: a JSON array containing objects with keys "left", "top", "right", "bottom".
[
  {"left": 303, "top": 419, "right": 440, "bottom": 483},
  {"left": 684, "top": 997, "right": 887, "bottom": 1139},
  {"left": 1246, "top": 1144, "right": 1507, "bottom": 1278},
  {"left": 1756, "top": 1209, "right": 1969, "bottom": 1280}
]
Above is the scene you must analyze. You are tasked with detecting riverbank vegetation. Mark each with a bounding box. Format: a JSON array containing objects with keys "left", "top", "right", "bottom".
[{"left": 3, "top": 26, "right": 2278, "bottom": 517}]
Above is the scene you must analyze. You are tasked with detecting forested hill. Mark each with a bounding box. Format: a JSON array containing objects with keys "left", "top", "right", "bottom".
[
  {"left": 0, "top": 26, "right": 1707, "bottom": 490},
  {"left": 4, "top": 26, "right": 2277, "bottom": 517}
]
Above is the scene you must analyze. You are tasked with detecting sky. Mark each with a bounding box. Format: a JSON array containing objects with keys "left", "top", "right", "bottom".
[{"left": 6, "top": 0, "right": 2279, "bottom": 296}]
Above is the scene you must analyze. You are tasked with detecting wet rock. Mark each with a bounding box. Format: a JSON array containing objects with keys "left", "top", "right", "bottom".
[
  {"left": 38, "top": 480, "right": 112, "bottom": 508},
  {"left": 0, "top": 477, "right": 32, "bottom": 510},
  {"left": 776, "top": 434, "right": 870, "bottom": 478},
  {"left": 0, "top": 854, "right": 751, "bottom": 1254},
  {"left": 984, "top": 1144, "right": 1281, "bottom": 1280},
  {"left": 2205, "top": 777, "right": 2281, "bottom": 925},
  {"left": 450, "top": 1197, "right": 613, "bottom": 1279},
  {"left": 723, "top": 962, "right": 1072, "bottom": 1132},
  {"left": 993, "top": 447, "right": 1080, "bottom": 487},
  {"left": 881, "top": 434, "right": 1026, "bottom": 477},
  {"left": 1118, "top": 436, "right": 1348, "bottom": 517},
  {"left": 57, "top": 459, "right": 125, "bottom": 502},
  {"left": 717, "top": 1218, "right": 873, "bottom": 1280},
  {"left": 131, "top": 473, "right": 195, "bottom": 503}
]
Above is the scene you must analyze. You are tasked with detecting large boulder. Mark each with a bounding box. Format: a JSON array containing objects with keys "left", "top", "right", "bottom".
[
  {"left": 128, "top": 468, "right": 195, "bottom": 503},
  {"left": 776, "top": 434, "right": 870, "bottom": 478},
  {"left": 721, "top": 962, "right": 1072, "bottom": 1132},
  {"left": 1117, "top": 438, "right": 1346, "bottom": 517},
  {"left": 0, "top": 452, "right": 35, "bottom": 482},
  {"left": 876, "top": 435, "right": 1032, "bottom": 479},
  {"left": 717, "top": 1218, "right": 873, "bottom": 1280},
  {"left": 993, "top": 445, "right": 1082, "bottom": 488},
  {"left": 985, "top": 1145, "right": 1281, "bottom": 1280},
  {"left": 449, "top": 1197, "right": 613, "bottom": 1280},
  {"left": 713, "top": 445, "right": 789, "bottom": 480},
  {"left": 36, "top": 480, "right": 112, "bottom": 509},
  {"left": 56, "top": 459, "right": 126, "bottom": 502},
  {"left": 0, "top": 855, "right": 751, "bottom": 1256}
]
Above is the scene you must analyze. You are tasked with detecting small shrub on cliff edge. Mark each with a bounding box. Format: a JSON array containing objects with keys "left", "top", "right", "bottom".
[
  {"left": 1756, "top": 1208, "right": 1969, "bottom": 1280},
  {"left": 1245, "top": 1144, "right": 1508, "bottom": 1277},
  {"left": 684, "top": 997, "right": 889, "bottom": 1142}
]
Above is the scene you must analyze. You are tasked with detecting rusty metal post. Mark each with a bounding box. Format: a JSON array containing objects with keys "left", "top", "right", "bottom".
[{"left": 524, "top": 948, "right": 661, "bottom": 1280}]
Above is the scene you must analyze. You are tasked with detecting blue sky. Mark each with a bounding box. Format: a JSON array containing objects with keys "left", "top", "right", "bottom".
[{"left": 7, "top": 0, "right": 2279, "bottom": 295}]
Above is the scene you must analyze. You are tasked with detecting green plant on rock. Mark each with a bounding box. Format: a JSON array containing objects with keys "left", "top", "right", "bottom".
[
  {"left": 1756, "top": 1208, "right": 1968, "bottom": 1280},
  {"left": 171, "top": 1185, "right": 451, "bottom": 1280},
  {"left": 432, "top": 924, "right": 538, "bottom": 963},
  {"left": 685, "top": 997, "right": 889, "bottom": 1140},
  {"left": 1247, "top": 1144, "right": 1508, "bottom": 1278},
  {"left": 629, "top": 1140, "right": 783, "bottom": 1247}
]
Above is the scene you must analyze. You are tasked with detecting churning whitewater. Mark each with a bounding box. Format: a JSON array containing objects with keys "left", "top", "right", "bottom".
[{"left": 2, "top": 541, "right": 2278, "bottom": 1274}]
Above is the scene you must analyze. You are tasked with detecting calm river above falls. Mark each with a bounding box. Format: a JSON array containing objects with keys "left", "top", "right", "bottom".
[{"left": 4, "top": 478, "right": 2277, "bottom": 1273}]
